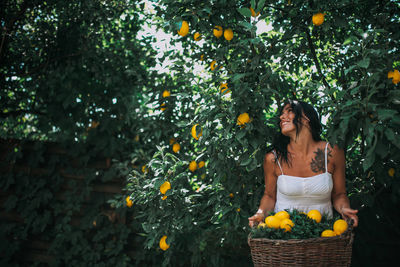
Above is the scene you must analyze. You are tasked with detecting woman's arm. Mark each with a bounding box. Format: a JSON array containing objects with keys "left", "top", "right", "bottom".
[
  {"left": 331, "top": 144, "right": 359, "bottom": 227},
  {"left": 248, "top": 152, "right": 278, "bottom": 227}
]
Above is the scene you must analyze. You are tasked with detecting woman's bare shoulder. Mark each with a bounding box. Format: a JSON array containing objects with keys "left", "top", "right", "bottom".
[
  {"left": 326, "top": 142, "right": 344, "bottom": 154},
  {"left": 264, "top": 151, "right": 277, "bottom": 165}
]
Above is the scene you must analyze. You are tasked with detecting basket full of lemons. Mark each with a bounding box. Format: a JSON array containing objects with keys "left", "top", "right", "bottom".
[{"left": 248, "top": 209, "right": 354, "bottom": 267}]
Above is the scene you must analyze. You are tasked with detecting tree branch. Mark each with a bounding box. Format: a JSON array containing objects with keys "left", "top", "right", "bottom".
[
  {"left": 0, "top": 109, "right": 45, "bottom": 118},
  {"left": 0, "top": 0, "right": 32, "bottom": 64},
  {"left": 304, "top": 28, "right": 336, "bottom": 103}
]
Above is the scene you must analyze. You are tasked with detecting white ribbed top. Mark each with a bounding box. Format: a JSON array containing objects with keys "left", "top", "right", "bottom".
[{"left": 273, "top": 142, "right": 333, "bottom": 217}]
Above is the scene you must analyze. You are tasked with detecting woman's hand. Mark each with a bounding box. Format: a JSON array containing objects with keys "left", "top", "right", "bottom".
[
  {"left": 248, "top": 213, "right": 265, "bottom": 228},
  {"left": 341, "top": 207, "right": 359, "bottom": 227}
]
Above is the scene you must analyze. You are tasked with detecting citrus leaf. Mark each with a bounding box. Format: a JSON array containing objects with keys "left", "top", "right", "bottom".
[
  {"left": 237, "top": 8, "right": 252, "bottom": 17},
  {"left": 357, "top": 58, "right": 370, "bottom": 69}
]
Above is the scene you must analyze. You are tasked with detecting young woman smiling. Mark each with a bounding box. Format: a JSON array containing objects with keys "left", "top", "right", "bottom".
[{"left": 248, "top": 100, "right": 358, "bottom": 227}]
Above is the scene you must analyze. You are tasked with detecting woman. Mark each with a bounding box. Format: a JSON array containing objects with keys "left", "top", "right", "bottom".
[{"left": 248, "top": 100, "right": 358, "bottom": 227}]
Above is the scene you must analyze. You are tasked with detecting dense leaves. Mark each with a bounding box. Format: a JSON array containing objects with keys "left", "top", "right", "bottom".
[
  {"left": 1, "top": 0, "right": 400, "bottom": 266},
  {"left": 128, "top": 0, "right": 400, "bottom": 266}
]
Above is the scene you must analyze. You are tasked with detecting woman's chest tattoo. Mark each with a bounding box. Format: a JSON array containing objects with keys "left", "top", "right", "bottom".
[{"left": 310, "top": 148, "right": 331, "bottom": 173}]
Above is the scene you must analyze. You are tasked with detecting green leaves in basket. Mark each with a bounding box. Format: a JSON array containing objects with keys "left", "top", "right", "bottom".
[{"left": 250, "top": 209, "right": 341, "bottom": 240}]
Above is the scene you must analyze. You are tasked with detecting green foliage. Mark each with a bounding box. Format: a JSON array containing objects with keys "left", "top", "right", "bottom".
[
  {"left": 1, "top": 0, "right": 400, "bottom": 266},
  {"left": 127, "top": 0, "right": 400, "bottom": 266}
]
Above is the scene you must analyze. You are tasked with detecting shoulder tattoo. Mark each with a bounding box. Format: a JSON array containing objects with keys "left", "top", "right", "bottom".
[{"left": 310, "top": 147, "right": 332, "bottom": 173}]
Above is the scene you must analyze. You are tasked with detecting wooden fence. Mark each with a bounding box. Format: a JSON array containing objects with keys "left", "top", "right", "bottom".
[{"left": 0, "top": 138, "right": 130, "bottom": 264}]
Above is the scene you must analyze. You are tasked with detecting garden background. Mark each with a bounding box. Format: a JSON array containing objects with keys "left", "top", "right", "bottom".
[{"left": 1, "top": 0, "right": 399, "bottom": 266}]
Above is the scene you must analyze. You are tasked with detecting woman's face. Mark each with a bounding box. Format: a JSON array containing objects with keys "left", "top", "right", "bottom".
[{"left": 279, "top": 104, "right": 296, "bottom": 135}]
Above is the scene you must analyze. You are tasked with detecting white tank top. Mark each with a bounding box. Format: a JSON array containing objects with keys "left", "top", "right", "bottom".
[{"left": 272, "top": 142, "right": 333, "bottom": 217}]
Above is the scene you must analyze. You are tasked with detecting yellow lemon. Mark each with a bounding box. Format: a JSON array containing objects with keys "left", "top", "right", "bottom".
[
  {"left": 125, "top": 196, "right": 133, "bottom": 208},
  {"left": 160, "top": 103, "right": 166, "bottom": 111},
  {"left": 388, "top": 168, "right": 395, "bottom": 177},
  {"left": 178, "top": 21, "right": 189, "bottom": 36},
  {"left": 229, "top": 193, "right": 234, "bottom": 198},
  {"left": 224, "top": 28, "right": 233, "bottom": 41},
  {"left": 333, "top": 219, "right": 348, "bottom": 235},
  {"left": 312, "top": 13, "right": 325, "bottom": 26},
  {"left": 160, "top": 181, "right": 171, "bottom": 194},
  {"left": 220, "top": 83, "right": 230, "bottom": 95},
  {"left": 162, "top": 195, "right": 167, "bottom": 200},
  {"left": 198, "top": 161, "right": 205, "bottom": 168},
  {"left": 307, "top": 210, "right": 322, "bottom": 223},
  {"left": 210, "top": 60, "right": 217, "bottom": 71},
  {"left": 159, "top": 235, "right": 170, "bottom": 251},
  {"left": 265, "top": 215, "right": 281, "bottom": 229},
  {"left": 388, "top": 69, "right": 400, "bottom": 84},
  {"left": 213, "top": 25, "right": 223, "bottom": 38},
  {"left": 321, "top": 229, "right": 337, "bottom": 237},
  {"left": 189, "top": 161, "right": 197, "bottom": 172},
  {"left": 237, "top": 112, "right": 250, "bottom": 125},
  {"left": 200, "top": 54, "right": 204, "bottom": 61},
  {"left": 194, "top": 32, "right": 202, "bottom": 41},
  {"left": 258, "top": 222, "right": 266, "bottom": 228},
  {"left": 275, "top": 211, "right": 290, "bottom": 221},
  {"left": 191, "top": 124, "right": 202, "bottom": 140},
  {"left": 142, "top": 165, "right": 148, "bottom": 173},
  {"left": 162, "top": 90, "right": 171, "bottom": 97},
  {"left": 279, "top": 218, "right": 294, "bottom": 232},
  {"left": 250, "top": 7, "right": 260, "bottom": 17},
  {"left": 237, "top": 208, "right": 241, "bottom": 212},
  {"left": 172, "top": 143, "right": 181, "bottom": 153}
]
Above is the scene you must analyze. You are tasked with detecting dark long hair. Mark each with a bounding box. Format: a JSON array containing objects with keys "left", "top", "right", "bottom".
[{"left": 270, "top": 100, "right": 322, "bottom": 165}]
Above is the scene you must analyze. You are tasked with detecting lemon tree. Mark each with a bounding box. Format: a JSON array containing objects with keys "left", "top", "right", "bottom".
[{"left": 126, "top": 0, "right": 400, "bottom": 266}]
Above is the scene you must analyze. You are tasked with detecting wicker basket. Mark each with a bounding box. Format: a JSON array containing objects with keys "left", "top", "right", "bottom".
[{"left": 248, "top": 229, "right": 354, "bottom": 267}]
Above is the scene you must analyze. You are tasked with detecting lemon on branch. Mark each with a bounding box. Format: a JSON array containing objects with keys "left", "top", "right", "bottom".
[
  {"left": 388, "top": 168, "right": 395, "bottom": 177},
  {"left": 220, "top": 83, "right": 230, "bottom": 95},
  {"left": 210, "top": 60, "right": 217, "bottom": 71},
  {"left": 191, "top": 124, "right": 202, "bottom": 140},
  {"left": 162, "top": 90, "right": 170, "bottom": 97},
  {"left": 177, "top": 20, "right": 189, "bottom": 36},
  {"left": 142, "top": 165, "right": 148, "bottom": 173},
  {"left": 312, "top": 13, "right": 325, "bottom": 26},
  {"left": 172, "top": 143, "right": 181, "bottom": 153},
  {"left": 213, "top": 25, "right": 223, "bottom": 38},
  {"left": 160, "top": 103, "right": 166, "bottom": 111},
  {"left": 125, "top": 196, "right": 133, "bottom": 208},
  {"left": 237, "top": 112, "right": 250, "bottom": 126},
  {"left": 198, "top": 161, "right": 205, "bottom": 168},
  {"left": 159, "top": 235, "right": 170, "bottom": 251},
  {"left": 194, "top": 32, "right": 202, "bottom": 41},
  {"left": 388, "top": 69, "right": 400, "bottom": 84},
  {"left": 189, "top": 161, "right": 198, "bottom": 172},
  {"left": 224, "top": 28, "right": 233, "bottom": 41},
  {"left": 160, "top": 181, "right": 171, "bottom": 194}
]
